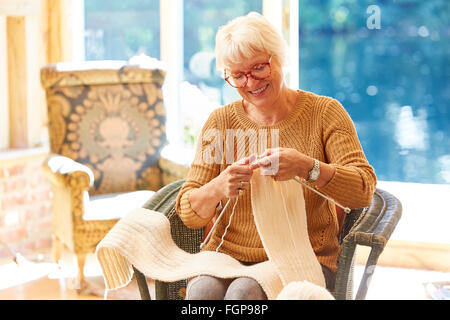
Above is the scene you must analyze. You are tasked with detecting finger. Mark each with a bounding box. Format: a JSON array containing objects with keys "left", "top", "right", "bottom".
[
  {"left": 235, "top": 180, "right": 245, "bottom": 190},
  {"left": 228, "top": 164, "right": 253, "bottom": 175},
  {"left": 237, "top": 180, "right": 250, "bottom": 189},
  {"left": 249, "top": 155, "right": 273, "bottom": 170},
  {"left": 229, "top": 190, "right": 240, "bottom": 198},
  {"left": 257, "top": 153, "right": 279, "bottom": 167},
  {"left": 230, "top": 182, "right": 247, "bottom": 197},
  {"left": 249, "top": 162, "right": 260, "bottom": 170},
  {"left": 257, "top": 157, "right": 272, "bottom": 167},
  {"left": 236, "top": 157, "right": 248, "bottom": 165},
  {"left": 248, "top": 153, "right": 257, "bottom": 164},
  {"left": 230, "top": 174, "right": 252, "bottom": 184},
  {"left": 259, "top": 149, "right": 271, "bottom": 158},
  {"left": 259, "top": 148, "right": 279, "bottom": 158},
  {"left": 236, "top": 154, "right": 257, "bottom": 165},
  {"left": 233, "top": 181, "right": 249, "bottom": 197},
  {"left": 259, "top": 154, "right": 280, "bottom": 176}
]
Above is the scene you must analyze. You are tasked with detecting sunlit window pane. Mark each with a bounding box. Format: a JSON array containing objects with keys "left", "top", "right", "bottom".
[
  {"left": 182, "top": 0, "right": 262, "bottom": 146},
  {"left": 84, "top": 0, "right": 160, "bottom": 61},
  {"left": 299, "top": 0, "right": 449, "bottom": 184}
]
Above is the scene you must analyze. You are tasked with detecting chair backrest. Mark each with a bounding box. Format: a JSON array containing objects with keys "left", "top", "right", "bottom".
[
  {"left": 334, "top": 188, "right": 402, "bottom": 300},
  {"left": 41, "top": 61, "right": 167, "bottom": 195}
]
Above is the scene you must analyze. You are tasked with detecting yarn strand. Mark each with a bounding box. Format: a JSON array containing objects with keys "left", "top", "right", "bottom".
[
  {"left": 200, "top": 198, "right": 232, "bottom": 249},
  {"left": 215, "top": 196, "right": 239, "bottom": 252}
]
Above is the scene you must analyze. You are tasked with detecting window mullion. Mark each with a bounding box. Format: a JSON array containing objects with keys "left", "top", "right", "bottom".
[
  {"left": 288, "top": 0, "right": 299, "bottom": 89},
  {"left": 263, "top": 0, "right": 299, "bottom": 89},
  {"left": 72, "top": 0, "right": 85, "bottom": 62},
  {"left": 262, "top": 0, "right": 283, "bottom": 33},
  {"left": 0, "top": 16, "right": 8, "bottom": 149}
]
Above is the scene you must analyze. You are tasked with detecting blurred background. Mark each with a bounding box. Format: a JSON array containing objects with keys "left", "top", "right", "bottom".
[{"left": 82, "top": 0, "right": 449, "bottom": 185}]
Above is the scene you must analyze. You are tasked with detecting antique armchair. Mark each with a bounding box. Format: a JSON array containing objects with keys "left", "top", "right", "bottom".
[
  {"left": 40, "top": 61, "right": 186, "bottom": 289},
  {"left": 133, "top": 180, "right": 402, "bottom": 300}
]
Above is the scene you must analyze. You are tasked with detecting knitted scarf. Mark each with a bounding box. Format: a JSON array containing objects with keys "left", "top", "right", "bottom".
[{"left": 96, "top": 172, "right": 333, "bottom": 299}]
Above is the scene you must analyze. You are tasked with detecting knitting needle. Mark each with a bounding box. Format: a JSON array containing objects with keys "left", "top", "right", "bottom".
[
  {"left": 200, "top": 198, "right": 232, "bottom": 250},
  {"left": 200, "top": 175, "right": 351, "bottom": 250},
  {"left": 293, "top": 176, "right": 351, "bottom": 214},
  {"left": 200, "top": 155, "right": 255, "bottom": 250}
]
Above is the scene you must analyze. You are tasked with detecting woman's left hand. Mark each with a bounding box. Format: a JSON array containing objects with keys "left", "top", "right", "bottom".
[{"left": 249, "top": 147, "right": 314, "bottom": 181}]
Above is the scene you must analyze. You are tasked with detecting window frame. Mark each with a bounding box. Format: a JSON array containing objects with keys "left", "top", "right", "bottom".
[{"left": 77, "top": 0, "right": 299, "bottom": 148}]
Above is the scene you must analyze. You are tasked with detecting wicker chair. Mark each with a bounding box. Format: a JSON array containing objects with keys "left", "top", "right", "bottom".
[
  {"left": 133, "top": 179, "right": 402, "bottom": 300},
  {"left": 40, "top": 61, "right": 186, "bottom": 290}
]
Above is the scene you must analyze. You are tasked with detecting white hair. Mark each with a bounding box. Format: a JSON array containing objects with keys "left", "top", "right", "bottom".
[{"left": 215, "top": 12, "right": 288, "bottom": 72}]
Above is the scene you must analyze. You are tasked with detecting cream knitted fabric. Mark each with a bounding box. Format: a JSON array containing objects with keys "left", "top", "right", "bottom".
[
  {"left": 276, "top": 281, "right": 334, "bottom": 300},
  {"left": 96, "top": 173, "right": 328, "bottom": 299},
  {"left": 96, "top": 208, "right": 283, "bottom": 299},
  {"left": 250, "top": 171, "right": 325, "bottom": 288}
]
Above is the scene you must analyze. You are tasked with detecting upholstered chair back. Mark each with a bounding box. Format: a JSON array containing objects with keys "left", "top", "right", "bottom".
[{"left": 41, "top": 61, "right": 167, "bottom": 196}]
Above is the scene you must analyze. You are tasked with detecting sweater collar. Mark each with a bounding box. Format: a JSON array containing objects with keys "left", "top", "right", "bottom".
[{"left": 233, "top": 90, "right": 307, "bottom": 130}]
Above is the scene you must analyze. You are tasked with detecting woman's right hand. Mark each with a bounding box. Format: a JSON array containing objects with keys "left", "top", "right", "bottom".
[
  {"left": 214, "top": 154, "right": 257, "bottom": 198},
  {"left": 188, "top": 154, "right": 257, "bottom": 220}
]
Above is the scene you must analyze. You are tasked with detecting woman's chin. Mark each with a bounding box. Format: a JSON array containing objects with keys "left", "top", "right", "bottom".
[{"left": 246, "top": 86, "right": 274, "bottom": 105}]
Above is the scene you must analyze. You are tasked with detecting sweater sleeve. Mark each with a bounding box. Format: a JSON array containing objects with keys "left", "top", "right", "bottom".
[
  {"left": 317, "top": 98, "right": 377, "bottom": 209},
  {"left": 175, "top": 110, "right": 222, "bottom": 229}
]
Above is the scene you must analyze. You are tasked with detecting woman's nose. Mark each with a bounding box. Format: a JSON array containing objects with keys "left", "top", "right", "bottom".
[{"left": 246, "top": 75, "right": 260, "bottom": 88}]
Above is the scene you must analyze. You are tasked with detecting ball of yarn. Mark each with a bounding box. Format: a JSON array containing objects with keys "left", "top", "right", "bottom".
[{"left": 276, "top": 281, "right": 335, "bottom": 300}]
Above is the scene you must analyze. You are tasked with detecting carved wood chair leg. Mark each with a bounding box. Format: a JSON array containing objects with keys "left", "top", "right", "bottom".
[
  {"left": 52, "top": 234, "right": 62, "bottom": 267},
  {"left": 76, "top": 253, "right": 87, "bottom": 291}
]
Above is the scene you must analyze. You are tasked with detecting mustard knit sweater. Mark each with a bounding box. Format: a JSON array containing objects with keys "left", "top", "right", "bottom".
[{"left": 175, "top": 89, "right": 377, "bottom": 272}]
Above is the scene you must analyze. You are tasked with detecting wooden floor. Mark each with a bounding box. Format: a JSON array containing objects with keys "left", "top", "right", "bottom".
[
  {"left": 0, "top": 274, "right": 102, "bottom": 300},
  {"left": 0, "top": 251, "right": 155, "bottom": 300}
]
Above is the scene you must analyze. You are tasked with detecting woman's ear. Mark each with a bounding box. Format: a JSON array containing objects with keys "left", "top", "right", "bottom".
[{"left": 269, "top": 55, "right": 287, "bottom": 82}]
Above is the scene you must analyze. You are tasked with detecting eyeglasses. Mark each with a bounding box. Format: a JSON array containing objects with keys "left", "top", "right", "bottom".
[{"left": 224, "top": 56, "right": 272, "bottom": 88}]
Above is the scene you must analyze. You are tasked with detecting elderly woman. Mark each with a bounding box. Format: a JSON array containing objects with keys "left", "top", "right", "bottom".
[{"left": 175, "top": 12, "right": 376, "bottom": 300}]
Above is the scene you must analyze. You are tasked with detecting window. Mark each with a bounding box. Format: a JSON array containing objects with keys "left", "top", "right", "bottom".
[
  {"left": 181, "top": 0, "right": 262, "bottom": 146},
  {"left": 81, "top": 1, "right": 299, "bottom": 151},
  {"left": 299, "top": 0, "right": 450, "bottom": 184},
  {"left": 84, "top": 0, "right": 160, "bottom": 61}
]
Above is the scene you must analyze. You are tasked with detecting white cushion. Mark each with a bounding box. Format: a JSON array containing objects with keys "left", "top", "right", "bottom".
[{"left": 83, "top": 190, "right": 155, "bottom": 221}]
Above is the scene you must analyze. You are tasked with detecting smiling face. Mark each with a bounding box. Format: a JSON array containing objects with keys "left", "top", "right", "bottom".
[{"left": 225, "top": 53, "right": 285, "bottom": 110}]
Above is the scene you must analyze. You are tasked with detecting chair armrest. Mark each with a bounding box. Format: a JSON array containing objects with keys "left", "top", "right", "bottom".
[
  {"left": 158, "top": 156, "right": 189, "bottom": 186},
  {"left": 335, "top": 188, "right": 402, "bottom": 300},
  {"left": 42, "top": 154, "right": 94, "bottom": 190},
  {"left": 41, "top": 154, "right": 96, "bottom": 238},
  {"left": 351, "top": 188, "right": 402, "bottom": 248},
  {"left": 135, "top": 179, "right": 204, "bottom": 300},
  {"left": 143, "top": 179, "right": 185, "bottom": 215}
]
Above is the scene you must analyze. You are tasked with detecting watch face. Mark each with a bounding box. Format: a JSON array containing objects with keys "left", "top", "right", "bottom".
[
  {"left": 311, "top": 169, "right": 320, "bottom": 180},
  {"left": 308, "top": 160, "right": 320, "bottom": 182}
]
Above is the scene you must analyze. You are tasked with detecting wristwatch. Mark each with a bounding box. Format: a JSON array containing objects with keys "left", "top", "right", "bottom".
[{"left": 307, "top": 158, "right": 320, "bottom": 183}]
